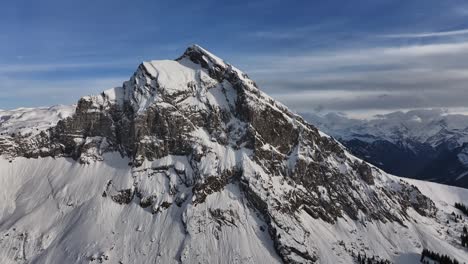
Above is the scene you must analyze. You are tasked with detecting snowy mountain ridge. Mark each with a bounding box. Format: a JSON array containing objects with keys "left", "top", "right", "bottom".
[
  {"left": 0, "top": 105, "right": 75, "bottom": 136},
  {"left": 304, "top": 111, "right": 468, "bottom": 188},
  {"left": 305, "top": 110, "right": 468, "bottom": 148},
  {"left": 1, "top": 45, "right": 467, "bottom": 264}
]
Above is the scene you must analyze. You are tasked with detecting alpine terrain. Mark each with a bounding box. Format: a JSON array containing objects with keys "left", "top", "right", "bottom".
[
  {"left": 1, "top": 45, "right": 467, "bottom": 264},
  {"left": 304, "top": 111, "right": 468, "bottom": 189}
]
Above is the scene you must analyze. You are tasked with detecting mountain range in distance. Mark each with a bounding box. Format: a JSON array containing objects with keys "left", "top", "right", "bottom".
[{"left": 304, "top": 110, "right": 468, "bottom": 189}]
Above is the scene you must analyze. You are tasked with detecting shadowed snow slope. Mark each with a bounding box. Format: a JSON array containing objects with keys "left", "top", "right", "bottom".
[{"left": 1, "top": 45, "right": 467, "bottom": 263}]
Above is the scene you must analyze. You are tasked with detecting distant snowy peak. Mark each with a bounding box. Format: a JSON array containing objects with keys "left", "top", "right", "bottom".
[
  {"left": 305, "top": 109, "right": 468, "bottom": 148},
  {"left": 304, "top": 110, "right": 468, "bottom": 188},
  {"left": 0, "top": 105, "right": 75, "bottom": 136}
]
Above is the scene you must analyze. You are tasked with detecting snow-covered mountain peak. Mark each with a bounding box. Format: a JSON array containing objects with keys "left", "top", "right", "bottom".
[
  {"left": 1, "top": 49, "right": 468, "bottom": 263},
  {"left": 178, "top": 44, "right": 229, "bottom": 69},
  {"left": 176, "top": 44, "right": 259, "bottom": 91},
  {"left": 79, "top": 45, "right": 259, "bottom": 116}
]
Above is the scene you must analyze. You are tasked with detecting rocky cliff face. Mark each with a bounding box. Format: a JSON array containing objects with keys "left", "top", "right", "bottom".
[{"left": 0, "top": 46, "right": 453, "bottom": 263}]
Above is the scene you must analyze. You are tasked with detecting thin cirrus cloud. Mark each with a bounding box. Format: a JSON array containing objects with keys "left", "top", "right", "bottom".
[
  {"left": 0, "top": 59, "right": 135, "bottom": 109},
  {"left": 244, "top": 41, "right": 468, "bottom": 74},
  {"left": 240, "top": 40, "right": 468, "bottom": 116},
  {"left": 0, "top": 60, "right": 135, "bottom": 74},
  {"left": 382, "top": 28, "right": 468, "bottom": 38},
  {"left": 0, "top": 76, "right": 126, "bottom": 109},
  {"left": 248, "top": 21, "right": 346, "bottom": 40}
]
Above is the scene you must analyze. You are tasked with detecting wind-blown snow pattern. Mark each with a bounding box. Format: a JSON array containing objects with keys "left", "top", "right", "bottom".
[{"left": 1, "top": 45, "right": 467, "bottom": 263}]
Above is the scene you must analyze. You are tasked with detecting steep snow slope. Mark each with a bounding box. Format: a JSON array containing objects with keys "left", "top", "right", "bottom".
[
  {"left": 1, "top": 157, "right": 467, "bottom": 264},
  {"left": 402, "top": 178, "right": 468, "bottom": 209},
  {"left": 1, "top": 45, "right": 467, "bottom": 263},
  {"left": 0, "top": 155, "right": 280, "bottom": 264}
]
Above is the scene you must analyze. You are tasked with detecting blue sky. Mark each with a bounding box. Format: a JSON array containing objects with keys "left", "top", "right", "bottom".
[{"left": 2, "top": 0, "right": 468, "bottom": 117}]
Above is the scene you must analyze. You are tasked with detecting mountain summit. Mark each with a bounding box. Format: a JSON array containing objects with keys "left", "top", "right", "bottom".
[{"left": 1, "top": 46, "right": 467, "bottom": 263}]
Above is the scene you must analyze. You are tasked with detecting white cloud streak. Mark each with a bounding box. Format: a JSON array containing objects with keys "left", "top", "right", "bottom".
[
  {"left": 0, "top": 60, "right": 138, "bottom": 74},
  {"left": 382, "top": 28, "right": 468, "bottom": 38},
  {"left": 238, "top": 40, "right": 468, "bottom": 115},
  {"left": 0, "top": 76, "right": 126, "bottom": 108},
  {"left": 244, "top": 41, "right": 468, "bottom": 74}
]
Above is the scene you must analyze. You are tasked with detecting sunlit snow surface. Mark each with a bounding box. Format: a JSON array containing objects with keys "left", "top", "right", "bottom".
[
  {"left": 0, "top": 105, "right": 75, "bottom": 136},
  {"left": 0, "top": 155, "right": 279, "bottom": 264},
  {"left": 0, "top": 155, "right": 467, "bottom": 263}
]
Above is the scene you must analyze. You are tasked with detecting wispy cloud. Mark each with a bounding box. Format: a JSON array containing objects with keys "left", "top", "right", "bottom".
[
  {"left": 272, "top": 88, "right": 468, "bottom": 114},
  {"left": 249, "top": 31, "right": 304, "bottom": 40},
  {"left": 243, "top": 41, "right": 468, "bottom": 75},
  {"left": 0, "top": 60, "right": 138, "bottom": 74},
  {"left": 0, "top": 76, "right": 126, "bottom": 109},
  {"left": 453, "top": 5, "right": 468, "bottom": 16},
  {"left": 237, "top": 40, "right": 468, "bottom": 115},
  {"left": 382, "top": 28, "right": 468, "bottom": 38},
  {"left": 247, "top": 21, "right": 345, "bottom": 40}
]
